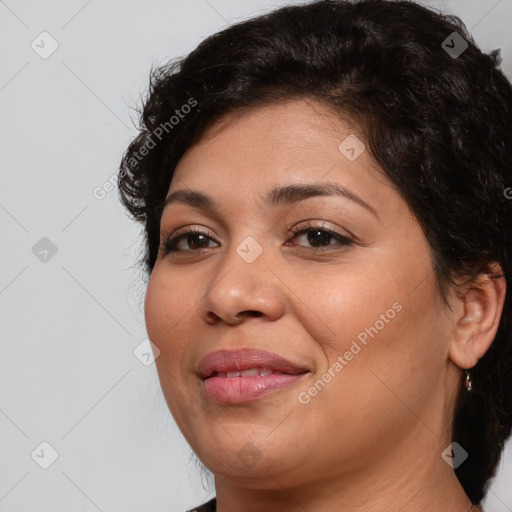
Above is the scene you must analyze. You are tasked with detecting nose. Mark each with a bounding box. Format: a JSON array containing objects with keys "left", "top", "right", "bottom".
[
  {"left": 207, "top": 308, "right": 263, "bottom": 325},
  {"left": 199, "top": 243, "right": 286, "bottom": 326}
]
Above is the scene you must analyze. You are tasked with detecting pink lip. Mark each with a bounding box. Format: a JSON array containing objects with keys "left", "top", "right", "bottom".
[{"left": 197, "top": 349, "right": 310, "bottom": 404}]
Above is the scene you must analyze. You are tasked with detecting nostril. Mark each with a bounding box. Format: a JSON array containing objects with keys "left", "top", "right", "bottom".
[
  {"left": 205, "top": 311, "right": 221, "bottom": 324},
  {"left": 240, "top": 310, "right": 262, "bottom": 318}
]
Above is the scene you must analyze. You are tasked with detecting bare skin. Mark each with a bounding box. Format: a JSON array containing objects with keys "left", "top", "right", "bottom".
[{"left": 144, "top": 99, "right": 505, "bottom": 512}]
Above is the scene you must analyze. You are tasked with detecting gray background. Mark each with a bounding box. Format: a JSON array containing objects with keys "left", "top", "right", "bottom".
[{"left": 1, "top": 1, "right": 511, "bottom": 511}]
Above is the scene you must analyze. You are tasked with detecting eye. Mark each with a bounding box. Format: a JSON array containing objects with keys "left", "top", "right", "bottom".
[
  {"left": 162, "top": 228, "right": 219, "bottom": 253},
  {"left": 160, "top": 221, "right": 354, "bottom": 255},
  {"left": 285, "top": 221, "right": 353, "bottom": 249}
]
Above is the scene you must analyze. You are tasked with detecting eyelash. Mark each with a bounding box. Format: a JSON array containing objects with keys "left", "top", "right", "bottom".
[{"left": 161, "top": 221, "right": 354, "bottom": 254}]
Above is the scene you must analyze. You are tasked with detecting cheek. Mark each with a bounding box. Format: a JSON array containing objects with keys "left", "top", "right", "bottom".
[
  {"left": 144, "top": 267, "right": 193, "bottom": 344},
  {"left": 299, "top": 228, "right": 435, "bottom": 359},
  {"left": 144, "top": 272, "right": 167, "bottom": 341},
  {"left": 314, "top": 279, "right": 445, "bottom": 430},
  {"left": 303, "top": 246, "right": 443, "bottom": 406},
  {"left": 144, "top": 268, "right": 198, "bottom": 388},
  {"left": 144, "top": 269, "right": 198, "bottom": 422},
  {"left": 298, "top": 263, "right": 406, "bottom": 360}
]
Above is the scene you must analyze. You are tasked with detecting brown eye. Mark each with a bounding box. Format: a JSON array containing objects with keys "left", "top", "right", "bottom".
[
  {"left": 163, "top": 229, "right": 219, "bottom": 253},
  {"left": 286, "top": 225, "right": 353, "bottom": 249}
]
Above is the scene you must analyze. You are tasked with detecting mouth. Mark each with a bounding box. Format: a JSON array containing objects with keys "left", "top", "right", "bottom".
[
  {"left": 197, "top": 348, "right": 310, "bottom": 404},
  {"left": 210, "top": 367, "right": 295, "bottom": 378}
]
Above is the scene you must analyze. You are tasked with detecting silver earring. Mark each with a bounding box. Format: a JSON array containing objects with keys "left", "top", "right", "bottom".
[{"left": 465, "top": 370, "right": 472, "bottom": 391}]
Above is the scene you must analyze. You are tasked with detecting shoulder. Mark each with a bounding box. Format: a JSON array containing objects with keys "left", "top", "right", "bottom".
[{"left": 186, "top": 497, "right": 216, "bottom": 512}]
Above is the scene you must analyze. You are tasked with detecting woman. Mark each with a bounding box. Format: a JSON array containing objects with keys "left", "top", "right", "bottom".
[{"left": 118, "top": 0, "right": 512, "bottom": 510}]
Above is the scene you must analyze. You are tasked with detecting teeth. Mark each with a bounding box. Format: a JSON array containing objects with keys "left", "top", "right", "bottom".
[
  {"left": 240, "top": 368, "right": 259, "bottom": 377},
  {"left": 214, "top": 368, "right": 276, "bottom": 378}
]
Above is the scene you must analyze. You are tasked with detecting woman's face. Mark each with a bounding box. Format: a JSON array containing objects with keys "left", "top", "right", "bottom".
[{"left": 144, "top": 99, "right": 459, "bottom": 487}]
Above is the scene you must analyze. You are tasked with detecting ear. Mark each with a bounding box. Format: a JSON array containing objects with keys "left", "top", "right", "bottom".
[{"left": 448, "top": 262, "right": 507, "bottom": 369}]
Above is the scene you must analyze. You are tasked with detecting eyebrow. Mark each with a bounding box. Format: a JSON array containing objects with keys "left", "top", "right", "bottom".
[{"left": 162, "top": 182, "right": 378, "bottom": 218}]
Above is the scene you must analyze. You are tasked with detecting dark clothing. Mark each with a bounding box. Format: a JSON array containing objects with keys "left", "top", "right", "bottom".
[{"left": 187, "top": 497, "right": 216, "bottom": 512}]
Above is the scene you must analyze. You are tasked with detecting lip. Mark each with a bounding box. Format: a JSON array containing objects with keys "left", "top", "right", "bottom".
[
  {"left": 197, "top": 348, "right": 309, "bottom": 379},
  {"left": 197, "top": 348, "right": 310, "bottom": 404}
]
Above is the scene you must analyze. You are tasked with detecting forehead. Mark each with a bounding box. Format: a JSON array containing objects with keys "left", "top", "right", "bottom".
[{"left": 172, "top": 98, "right": 386, "bottom": 193}]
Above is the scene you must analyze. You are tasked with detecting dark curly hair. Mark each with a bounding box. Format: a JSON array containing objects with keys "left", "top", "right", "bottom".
[{"left": 118, "top": 0, "right": 512, "bottom": 504}]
